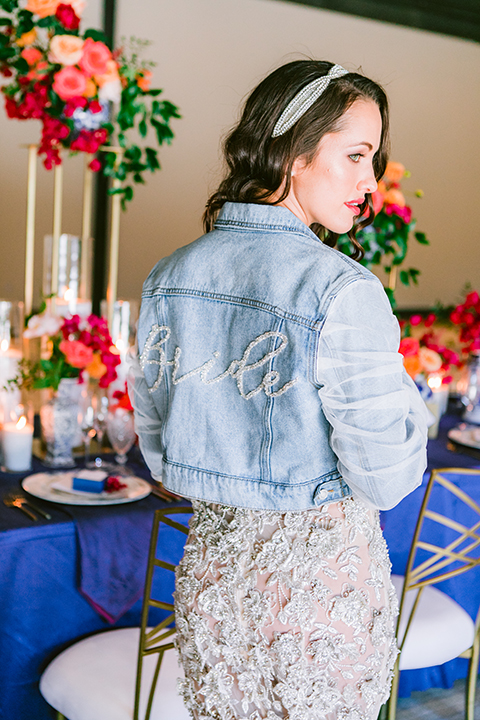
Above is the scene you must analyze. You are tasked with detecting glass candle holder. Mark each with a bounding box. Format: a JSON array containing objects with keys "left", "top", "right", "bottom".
[{"left": 43, "top": 234, "right": 92, "bottom": 317}]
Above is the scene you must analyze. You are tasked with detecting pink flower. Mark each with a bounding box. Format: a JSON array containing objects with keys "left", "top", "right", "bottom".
[
  {"left": 371, "top": 189, "right": 384, "bottom": 215},
  {"left": 89, "top": 157, "right": 101, "bottom": 172},
  {"left": 409, "top": 314, "right": 422, "bottom": 326},
  {"left": 59, "top": 339, "right": 94, "bottom": 368},
  {"left": 399, "top": 337, "right": 420, "bottom": 357},
  {"left": 80, "top": 37, "right": 111, "bottom": 77},
  {"left": 53, "top": 66, "right": 87, "bottom": 100}
]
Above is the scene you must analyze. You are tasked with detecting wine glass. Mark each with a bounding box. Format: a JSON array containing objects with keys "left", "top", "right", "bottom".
[
  {"left": 77, "top": 391, "right": 96, "bottom": 468},
  {"left": 106, "top": 407, "right": 136, "bottom": 473},
  {"left": 88, "top": 393, "right": 110, "bottom": 469}
]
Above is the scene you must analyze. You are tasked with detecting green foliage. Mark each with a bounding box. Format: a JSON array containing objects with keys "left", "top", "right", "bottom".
[{"left": 337, "top": 210, "right": 429, "bottom": 307}]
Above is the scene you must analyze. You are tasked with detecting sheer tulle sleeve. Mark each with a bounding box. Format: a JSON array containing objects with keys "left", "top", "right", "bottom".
[
  {"left": 126, "top": 348, "right": 164, "bottom": 482},
  {"left": 316, "top": 277, "right": 428, "bottom": 510}
]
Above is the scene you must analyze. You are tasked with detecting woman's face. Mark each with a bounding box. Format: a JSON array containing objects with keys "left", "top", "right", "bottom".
[{"left": 280, "top": 99, "right": 382, "bottom": 233}]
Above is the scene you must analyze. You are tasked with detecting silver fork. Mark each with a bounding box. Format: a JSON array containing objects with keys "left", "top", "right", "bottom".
[{"left": 3, "top": 496, "right": 38, "bottom": 520}]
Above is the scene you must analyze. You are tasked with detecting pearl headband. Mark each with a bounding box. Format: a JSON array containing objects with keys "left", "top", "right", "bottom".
[{"left": 272, "top": 64, "right": 349, "bottom": 138}]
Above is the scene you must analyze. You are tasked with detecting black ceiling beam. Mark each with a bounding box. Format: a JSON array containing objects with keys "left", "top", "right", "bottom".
[
  {"left": 91, "top": 0, "right": 116, "bottom": 316},
  {"left": 277, "top": 0, "right": 480, "bottom": 43}
]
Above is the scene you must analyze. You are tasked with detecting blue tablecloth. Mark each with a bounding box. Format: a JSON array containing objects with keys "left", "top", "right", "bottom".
[{"left": 1, "top": 407, "right": 479, "bottom": 718}]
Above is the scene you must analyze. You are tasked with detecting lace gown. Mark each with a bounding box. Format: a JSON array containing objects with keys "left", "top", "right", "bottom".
[{"left": 174, "top": 497, "right": 398, "bottom": 720}]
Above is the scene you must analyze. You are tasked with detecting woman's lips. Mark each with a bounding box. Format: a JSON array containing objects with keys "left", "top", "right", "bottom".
[{"left": 344, "top": 201, "right": 362, "bottom": 214}]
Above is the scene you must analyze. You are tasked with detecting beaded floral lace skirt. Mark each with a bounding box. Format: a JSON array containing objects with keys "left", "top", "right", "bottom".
[{"left": 174, "top": 497, "right": 398, "bottom": 720}]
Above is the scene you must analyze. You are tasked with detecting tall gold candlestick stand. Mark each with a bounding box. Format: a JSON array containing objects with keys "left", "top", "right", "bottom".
[
  {"left": 101, "top": 146, "right": 124, "bottom": 330},
  {"left": 23, "top": 144, "right": 38, "bottom": 318},
  {"left": 80, "top": 155, "right": 93, "bottom": 301}
]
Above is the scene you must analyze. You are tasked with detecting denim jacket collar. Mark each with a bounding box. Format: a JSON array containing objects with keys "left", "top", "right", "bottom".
[{"left": 215, "top": 202, "right": 321, "bottom": 244}]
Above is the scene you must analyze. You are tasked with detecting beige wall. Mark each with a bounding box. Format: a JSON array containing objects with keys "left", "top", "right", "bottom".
[{"left": 1, "top": 0, "right": 479, "bottom": 310}]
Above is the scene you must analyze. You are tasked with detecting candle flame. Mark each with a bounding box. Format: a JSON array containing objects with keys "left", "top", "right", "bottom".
[
  {"left": 64, "top": 288, "right": 74, "bottom": 302},
  {"left": 115, "top": 338, "right": 125, "bottom": 352},
  {"left": 16, "top": 416, "right": 27, "bottom": 430},
  {"left": 427, "top": 375, "right": 442, "bottom": 390},
  {"left": 0, "top": 338, "right": 9, "bottom": 352}
]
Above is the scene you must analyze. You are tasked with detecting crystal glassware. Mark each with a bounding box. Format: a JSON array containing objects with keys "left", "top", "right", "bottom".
[{"left": 106, "top": 407, "right": 136, "bottom": 472}]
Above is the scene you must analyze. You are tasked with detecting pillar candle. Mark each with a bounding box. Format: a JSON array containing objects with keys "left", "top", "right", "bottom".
[{"left": 2, "top": 416, "right": 33, "bottom": 472}]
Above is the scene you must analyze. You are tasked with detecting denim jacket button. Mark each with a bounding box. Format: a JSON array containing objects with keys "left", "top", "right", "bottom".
[{"left": 318, "top": 489, "right": 329, "bottom": 500}]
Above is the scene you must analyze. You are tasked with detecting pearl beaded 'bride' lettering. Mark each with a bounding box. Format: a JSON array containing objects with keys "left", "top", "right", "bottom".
[
  {"left": 174, "top": 498, "right": 398, "bottom": 720},
  {"left": 140, "top": 325, "right": 298, "bottom": 399}
]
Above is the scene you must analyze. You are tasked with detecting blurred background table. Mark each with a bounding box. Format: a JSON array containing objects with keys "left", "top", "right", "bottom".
[{"left": 0, "top": 448, "right": 190, "bottom": 720}]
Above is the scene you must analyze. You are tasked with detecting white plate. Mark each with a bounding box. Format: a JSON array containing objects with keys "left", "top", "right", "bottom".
[
  {"left": 22, "top": 472, "right": 152, "bottom": 506},
  {"left": 447, "top": 424, "right": 480, "bottom": 450}
]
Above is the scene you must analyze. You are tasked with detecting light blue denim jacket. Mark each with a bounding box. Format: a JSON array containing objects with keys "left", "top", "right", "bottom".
[{"left": 132, "top": 202, "right": 428, "bottom": 511}]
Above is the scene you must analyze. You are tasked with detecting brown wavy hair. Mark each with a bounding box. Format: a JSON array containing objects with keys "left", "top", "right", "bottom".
[{"left": 203, "top": 60, "right": 389, "bottom": 260}]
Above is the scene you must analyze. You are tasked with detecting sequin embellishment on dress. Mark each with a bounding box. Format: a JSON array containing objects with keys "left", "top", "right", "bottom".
[{"left": 174, "top": 497, "right": 398, "bottom": 720}]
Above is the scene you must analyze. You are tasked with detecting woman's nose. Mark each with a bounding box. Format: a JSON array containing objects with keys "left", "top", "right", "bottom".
[{"left": 358, "top": 167, "right": 378, "bottom": 195}]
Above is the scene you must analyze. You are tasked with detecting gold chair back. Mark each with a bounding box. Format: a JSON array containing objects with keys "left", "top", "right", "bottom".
[
  {"left": 134, "top": 506, "right": 193, "bottom": 720},
  {"left": 386, "top": 468, "right": 480, "bottom": 720}
]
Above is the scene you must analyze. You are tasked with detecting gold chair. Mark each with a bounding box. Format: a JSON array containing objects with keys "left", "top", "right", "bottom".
[
  {"left": 385, "top": 468, "right": 480, "bottom": 720},
  {"left": 40, "top": 506, "right": 194, "bottom": 720}
]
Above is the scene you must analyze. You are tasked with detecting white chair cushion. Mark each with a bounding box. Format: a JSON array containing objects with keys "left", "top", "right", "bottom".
[
  {"left": 40, "top": 628, "right": 190, "bottom": 720},
  {"left": 391, "top": 574, "right": 475, "bottom": 670}
]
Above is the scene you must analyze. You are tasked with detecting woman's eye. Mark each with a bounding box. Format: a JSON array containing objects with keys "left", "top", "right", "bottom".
[{"left": 349, "top": 154, "right": 362, "bottom": 162}]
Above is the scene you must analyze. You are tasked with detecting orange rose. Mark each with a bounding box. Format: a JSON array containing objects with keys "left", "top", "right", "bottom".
[
  {"left": 59, "top": 340, "right": 93, "bottom": 368},
  {"left": 21, "top": 47, "right": 43, "bottom": 66},
  {"left": 16, "top": 28, "right": 37, "bottom": 47},
  {"left": 136, "top": 69, "right": 152, "bottom": 92},
  {"left": 81, "top": 37, "right": 111, "bottom": 77},
  {"left": 384, "top": 188, "right": 405, "bottom": 207},
  {"left": 94, "top": 58, "right": 119, "bottom": 87},
  {"left": 25, "top": 0, "right": 60, "bottom": 17},
  {"left": 53, "top": 65, "right": 87, "bottom": 100},
  {"left": 384, "top": 161, "right": 405, "bottom": 183},
  {"left": 49, "top": 35, "right": 84, "bottom": 66},
  {"left": 83, "top": 78, "right": 97, "bottom": 98},
  {"left": 403, "top": 355, "right": 422, "bottom": 379},
  {"left": 85, "top": 352, "right": 107, "bottom": 379}
]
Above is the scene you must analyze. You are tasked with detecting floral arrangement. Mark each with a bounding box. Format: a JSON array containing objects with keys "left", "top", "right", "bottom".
[
  {"left": 0, "top": 0, "right": 180, "bottom": 206},
  {"left": 399, "top": 313, "right": 461, "bottom": 383},
  {"left": 8, "top": 311, "right": 120, "bottom": 391},
  {"left": 337, "top": 161, "right": 429, "bottom": 306},
  {"left": 450, "top": 290, "right": 480, "bottom": 356}
]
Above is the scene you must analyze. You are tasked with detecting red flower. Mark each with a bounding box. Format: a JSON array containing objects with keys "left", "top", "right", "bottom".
[
  {"left": 64, "top": 96, "right": 88, "bottom": 117},
  {"left": 89, "top": 157, "right": 101, "bottom": 172},
  {"left": 55, "top": 2, "right": 80, "bottom": 29},
  {"left": 409, "top": 314, "right": 422, "bottom": 326},
  {"left": 466, "top": 291, "right": 480, "bottom": 307},
  {"left": 88, "top": 99, "right": 102, "bottom": 113}
]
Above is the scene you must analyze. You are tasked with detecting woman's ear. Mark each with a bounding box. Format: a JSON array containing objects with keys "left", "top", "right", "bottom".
[{"left": 291, "top": 156, "right": 306, "bottom": 178}]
